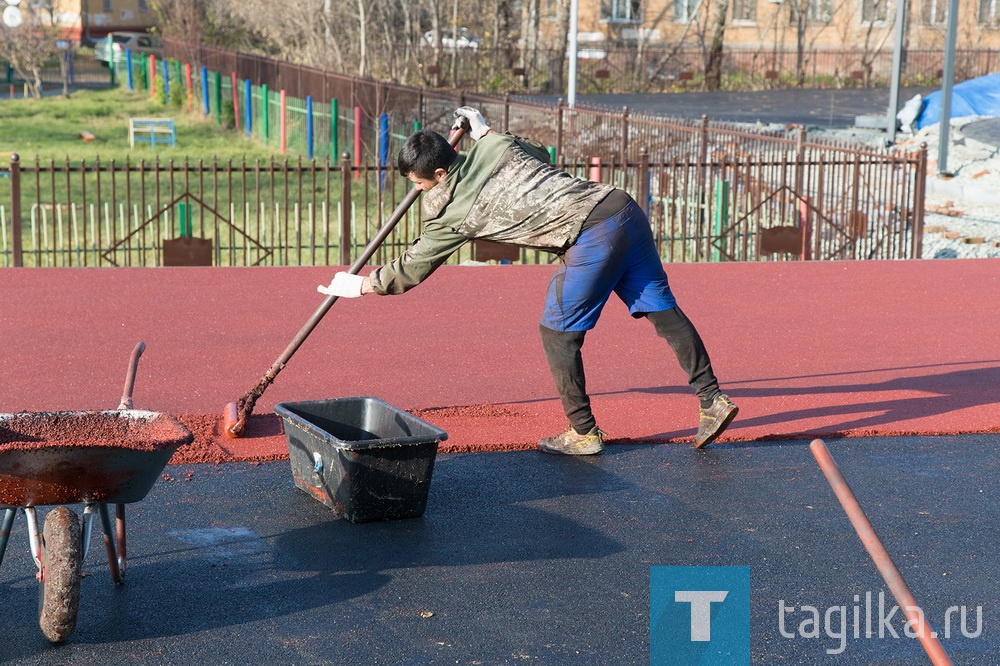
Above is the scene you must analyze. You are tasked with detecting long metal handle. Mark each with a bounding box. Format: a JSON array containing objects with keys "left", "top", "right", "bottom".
[
  {"left": 118, "top": 341, "right": 146, "bottom": 410},
  {"left": 266, "top": 127, "right": 466, "bottom": 374}
]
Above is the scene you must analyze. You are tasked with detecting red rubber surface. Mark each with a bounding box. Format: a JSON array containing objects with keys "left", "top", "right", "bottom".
[{"left": 2, "top": 260, "right": 998, "bottom": 463}]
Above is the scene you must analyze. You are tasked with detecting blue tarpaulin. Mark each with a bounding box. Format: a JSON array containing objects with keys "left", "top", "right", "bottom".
[{"left": 915, "top": 73, "right": 1000, "bottom": 129}]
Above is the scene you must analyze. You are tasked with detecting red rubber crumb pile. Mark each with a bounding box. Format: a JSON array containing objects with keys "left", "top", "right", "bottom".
[
  {"left": 170, "top": 413, "right": 238, "bottom": 464},
  {"left": 0, "top": 411, "right": 191, "bottom": 452},
  {"left": 169, "top": 414, "right": 288, "bottom": 465},
  {"left": 408, "top": 404, "right": 542, "bottom": 453},
  {"left": 409, "top": 404, "right": 528, "bottom": 419}
]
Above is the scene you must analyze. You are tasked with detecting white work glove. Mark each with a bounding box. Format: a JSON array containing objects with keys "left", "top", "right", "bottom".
[
  {"left": 452, "top": 106, "right": 491, "bottom": 140},
  {"left": 317, "top": 272, "right": 365, "bottom": 298}
]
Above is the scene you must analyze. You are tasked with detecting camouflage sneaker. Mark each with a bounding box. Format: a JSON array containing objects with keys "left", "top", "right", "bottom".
[
  {"left": 694, "top": 394, "right": 739, "bottom": 448},
  {"left": 538, "top": 426, "right": 605, "bottom": 455}
]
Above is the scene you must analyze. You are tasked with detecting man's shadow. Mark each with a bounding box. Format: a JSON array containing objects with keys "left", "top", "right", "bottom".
[{"left": 633, "top": 361, "right": 1000, "bottom": 440}]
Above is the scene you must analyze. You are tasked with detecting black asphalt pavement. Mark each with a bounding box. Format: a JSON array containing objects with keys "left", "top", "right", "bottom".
[
  {"left": 2, "top": 435, "right": 996, "bottom": 664},
  {"left": 517, "top": 87, "right": 939, "bottom": 130}
]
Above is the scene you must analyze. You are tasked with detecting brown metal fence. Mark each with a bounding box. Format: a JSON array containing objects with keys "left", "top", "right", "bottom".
[{"left": 2, "top": 134, "right": 926, "bottom": 268}]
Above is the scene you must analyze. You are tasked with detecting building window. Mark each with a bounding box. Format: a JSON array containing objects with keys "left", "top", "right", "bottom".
[
  {"left": 979, "top": 0, "right": 999, "bottom": 25},
  {"left": 138, "top": 0, "right": 149, "bottom": 12},
  {"left": 862, "top": 0, "right": 889, "bottom": 22},
  {"left": 923, "top": 0, "right": 947, "bottom": 24},
  {"left": 102, "top": 0, "right": 112, "bottom": 11},
  {"left": 602, "top": 0, "right": 642, "bottom": 22},
  {"left": 731, "top": 0, "right": 757, "bottom": 21},
  {"left": 802, "top": 0, "right": 833, "bottom": 22},
  {"left": 673, "top": 0, "right": 698, "bottom": 22}
]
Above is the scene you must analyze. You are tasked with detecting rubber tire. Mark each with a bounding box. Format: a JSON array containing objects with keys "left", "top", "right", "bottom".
[{"left": 38, "top": 506, "right": 82, "bottom": 643}]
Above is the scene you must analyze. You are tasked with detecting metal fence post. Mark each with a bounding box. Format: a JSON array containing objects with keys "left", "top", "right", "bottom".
[
  {"left": 9, "top": 154, "right": 22, "bottom": 267},
  {"left": 340, "top": 151, "right": 352, "bottom": 266},
  {"left": 698, "top": 115, "right": 709, "bottom": 167},
  {"left": 698, "top": 114, "right": 709, "bottom": 258},
  {"left": 794, "top": 126, "right": 806, "bottom": 195},
  {"left": 262, "top": 83, "right": 270, "bottom": 143},
  {"left": 849, "top": 152, "right": 863, "bottom": 260},
  {"left": 637, "top": 147, "right": 650, "bottom": 216},
  {"left": 330, "top": 97, "right": 338, "bottom": 161},
  {"left": 555, "top": 99, "right": 564, "bottom": 164},
  {"left": 306, "top": 96, "right": 314, "bottom": 160},
  {"left": 620, "top": 106, "right": 630, "bottom": 168},
  {"left": 912, "top": 143, "right": 928, "bottom": 259},
  {"left": 214, "top": 71, "right": 222, "bottom": 125},
  {"left": 245, "top": 79, "right": 253, "bottom": 137},
  {"left": 201, "top": 66, "right": 210, "bottom": 116}
]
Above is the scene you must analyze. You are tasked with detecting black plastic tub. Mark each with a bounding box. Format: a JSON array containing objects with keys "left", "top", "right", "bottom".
[{"left": 273, "top": 397, "right": 448, "bottom": 522}]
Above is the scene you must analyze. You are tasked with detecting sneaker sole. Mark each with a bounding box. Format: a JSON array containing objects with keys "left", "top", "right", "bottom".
[
  {"left": 537, "top": 443, "right": 604, "bottom": 455},
  {"left": 694, "top": 406, "right": 739, "bottom": 449}
]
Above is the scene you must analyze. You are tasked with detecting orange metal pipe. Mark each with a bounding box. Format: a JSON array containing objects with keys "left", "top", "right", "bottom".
[{"left": 809, "top": 439, "right": 953, "bottom": 666}]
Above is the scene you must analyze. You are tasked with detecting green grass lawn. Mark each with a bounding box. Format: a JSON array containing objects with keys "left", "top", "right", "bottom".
[{"left": 1, "top": 87, "right": 280, "bottom": 164}]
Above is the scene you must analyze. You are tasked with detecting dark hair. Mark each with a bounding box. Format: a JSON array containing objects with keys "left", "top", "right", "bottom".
[{"left": 397, "top": 130, "right": 457, "bottom": 179}]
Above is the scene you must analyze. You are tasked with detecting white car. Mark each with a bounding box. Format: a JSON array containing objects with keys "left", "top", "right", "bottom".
[
  {"left": 421, "top": 28, "right": 481, "bottom": 50},
  {"left": 95, "top": 32, "right": 163, "bottom": 66}
]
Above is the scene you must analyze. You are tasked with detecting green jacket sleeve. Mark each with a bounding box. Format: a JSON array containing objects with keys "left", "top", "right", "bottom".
[{"left": 368, "top": 219, "right": 469, "bottom": 294}]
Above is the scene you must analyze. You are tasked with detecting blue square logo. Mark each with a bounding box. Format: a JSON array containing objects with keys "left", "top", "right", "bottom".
[{"left": 650, "top": 566, "right": 750, "bottom": 666}]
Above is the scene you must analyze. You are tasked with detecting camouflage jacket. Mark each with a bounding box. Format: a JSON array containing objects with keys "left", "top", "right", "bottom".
[{"left": 369, "top": 132, "right": 614, "bottom": 295}]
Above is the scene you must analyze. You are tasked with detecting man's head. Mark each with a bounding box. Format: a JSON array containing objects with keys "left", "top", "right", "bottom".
[{"left": 398, "top": 130, "right": 457, "bottom": 191}]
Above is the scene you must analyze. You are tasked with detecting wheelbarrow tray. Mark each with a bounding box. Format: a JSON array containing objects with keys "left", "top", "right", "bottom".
[{"left": 0, "top": 410, "right": 193, "bottom": 507}]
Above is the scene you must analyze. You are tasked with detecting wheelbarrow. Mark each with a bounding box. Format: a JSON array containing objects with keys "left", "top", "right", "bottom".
[{"left": 0, "top": 342, "right": 193, "bottom": 643}]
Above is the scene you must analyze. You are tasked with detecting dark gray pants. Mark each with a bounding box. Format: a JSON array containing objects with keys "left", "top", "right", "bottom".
[{"left": 540, "top": 307, "right": 720, "bottom": 433}]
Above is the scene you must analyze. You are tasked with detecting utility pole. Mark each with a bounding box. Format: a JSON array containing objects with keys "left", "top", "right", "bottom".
[
  {"left": 886, "top": 0, "right": 907, "bottom": 144},
  {"left": 568, "top": 0, "right": 579, "bottom": 108},
  {"left": 937, "top": 0, "right": 960, "bottom": 175}
]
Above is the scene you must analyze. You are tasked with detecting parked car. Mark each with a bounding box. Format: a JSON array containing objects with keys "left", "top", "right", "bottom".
[
  {"left": 421, "top": 28, "right": 481, "bottom": 51},
  {"left": 95, "top": 32, "right": 162, "bottom": 66}
]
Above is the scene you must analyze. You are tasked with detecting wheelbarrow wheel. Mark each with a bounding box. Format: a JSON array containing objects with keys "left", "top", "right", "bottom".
[{"left": 38, "top": 506, "right": 82, "bottom": 643}]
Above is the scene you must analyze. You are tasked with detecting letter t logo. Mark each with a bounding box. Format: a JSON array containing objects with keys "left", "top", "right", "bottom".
[{"left": 674, "top": 591, "right": 729, "bottom": 641}]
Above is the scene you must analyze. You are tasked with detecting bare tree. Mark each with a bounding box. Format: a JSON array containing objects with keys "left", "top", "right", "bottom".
[
  {"left": 153, "top": 0, "right": 205, "bottom": 66},
  {"left": 520, "top": 0, "right": 539, "bottom": 82},
  {"left": 703, "top": 0, "right": 730, "bottom": 90},
  {"left": 642, "top": 1, "right": 699, "bottom": 92},
  {"left": 215, "top": 0, "right": 346, "bottom": 70},
  {"left": 550, "top": 0, "right": 570, "bottom": 94},
  {"left": 492, "top": 0, "right": 518, "bottom": 72},
  {"left": 0, "top": 1, "right": 61, "bottom": 99},
  {"left": 785, "top": 0, "right": 843, "bottom": 85},
  {"left": 837, "top": 0, "right": 893, "bottom": 86}
]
